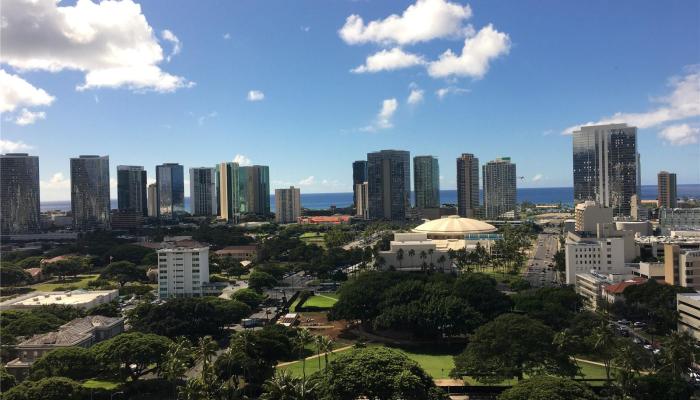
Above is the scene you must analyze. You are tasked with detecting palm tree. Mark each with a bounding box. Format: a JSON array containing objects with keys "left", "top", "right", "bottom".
[
  {"left": 660, "top": 331, "right": 696, "bottom": 379},
  {"left": 261, "top": 370, "right": 317, "bottom": 400},
  {"left": 428, "top": 248, "right": 434, "bottom": 265},
  {"left": 419, "top": 250, "right": 427, "bottom": 269},
  {"left": 195, "top": 336, "right": 219, "bottom": 397},
  {"left": 318, "top": 336, "right": 334, "bottom": 371},
  {"left": 375, "top": 255, "right": 386, "bottom": 270},
  {"left": 396, "top": 248, "right": 404, "bottom": 269},
  {"left": 314, "top": 335, "right": 323, "bottom": 370},
  {"left": 296, "top": 328, "right": 314, "bottom": 379},
  {"left": 437, "top": 254, "right": 447, "bottom": 272},
  {"left": 591, "top": 325, "right": 617, "bottom": 383},
  {"left": 160, "top": 337, "right": 193, "bottom": 396},
  {"left": 408, "top": 249, "right": 416, "bottom": 267}
]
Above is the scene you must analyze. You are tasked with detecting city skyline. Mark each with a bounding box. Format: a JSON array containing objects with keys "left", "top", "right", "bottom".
[{"left": 1, "top": 0, "right": 699, "bottom": 201}]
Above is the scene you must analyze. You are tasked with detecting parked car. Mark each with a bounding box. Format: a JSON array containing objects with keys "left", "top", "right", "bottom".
[
  {"left": 617, "top": 319, "right": 630, "bottom": 325},
  {"left": 633, "top": 321, "right": 647, "bottom": 328}
]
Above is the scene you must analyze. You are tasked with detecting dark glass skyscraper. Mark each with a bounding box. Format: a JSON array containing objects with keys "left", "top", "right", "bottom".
[
  {"left": 483, "top": 157, "right": 516, "bottom": 219},
  {"left": 1, "top": 153, "right": 40, "bottom": 234},
  {"left": 367, "top": 150, "right": 410, "bottom": 220},
  {"left": 117, "top": 165, "right": 147, "bottom": 216},
  {"left": 413, "top": 156, "right": 440, "bottom": 209},
  {"left": 190, "top": 167, "right": 217, "bottom": 216},
  {"left": 241, "top": 165, "right": 270, "bottom": 215},
  {"left": 352, "top": 160, "right": 368, "bottom": 207},
  {"left": 71, "top": 155, "right": 111, "bottom": 230},
  {"left": 156, "top": 163, "right": 185, "bottom": 218},
  {"left": 457, "top": 153, "right": 479, "bottom": 218},
  {"left": 573, "top": 124, "right": 639, "bottom": 217}
]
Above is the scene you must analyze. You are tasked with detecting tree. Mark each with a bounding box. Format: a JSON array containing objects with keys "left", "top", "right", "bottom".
[
  {"left": 2, "top": 377, "right": 87, "bottom": 400},
  {"left": 589, "top": 324, "right": 617, "bottom": 382},
  {"left": 86, "top": 301, "right": 120, "bottom": 317},
  {"left": 396, "top": 248, "right": 404, "bottom": 269},
  {"left": 248, "top": 271, "right": 278, "bottom": 292},
  {"left": 0, "top": 367, "right": 17, "bottom": 391},
  {"left": 318, "top": 336, "right": 334, "bottom": 371},
  {"left": 659, "top": 331, "right": 697, "bottom": 379},
  {"left": 317, "top": 347, "right": 446, "bottom": 400},
  {"left": 261, "top": 370, "right": 318, "bottom": 400},
  {"left": 230, "top": 288, "right": 266, "bottom": 308},
  {"left": 159, "top": 337, "right": 194, "bottom": 395},
  {"left": 631, "top": 373, "right": 695, "bottom": 400},
  {"left": 498, "top": 375, "right": 598, "bottom": 400},
  {"left": 107, "top": 244, "right": 154, "bottom": 265},
  {"left": 100, "top": 260, "right": 145, "bottom": 287},
  {"left": 91, "top": 332, "right": 172, "bottom": 381},
  {"left": 42, "top": 257, "right": 88, "bottom": 280},
  {"left": 513, "top": 286, "right": 581, "bottom": 330},
  {"left": 296, "top": 328, "right": 314, "bottom": 379},
  {"left": 452, "top": 314, "right": 576, "bottom": 382},
  {"left": 30, "top": 347, "right": 97, "bottom": 381},
  {"left": 0, "top": 265, "right": 32, "bottom": 286},
  {"left": 453, "top": 273, "right": 512, "bottom": 320},
  {"left": 612, "top": 338, "right": 651, "bottom": 397}
]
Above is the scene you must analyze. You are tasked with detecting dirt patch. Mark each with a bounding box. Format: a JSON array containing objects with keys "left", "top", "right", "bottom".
[{"left": 298, "top": 312, "right": 352, "bottom": 341}]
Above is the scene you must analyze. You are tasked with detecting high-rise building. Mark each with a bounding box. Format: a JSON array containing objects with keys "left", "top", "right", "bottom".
[
  {"left": 367, "top": 150, "right": 410, "bottom": 220},
  {"left": 70, "top": 155, "right": 110, "bottom": 230},
  {"left": 1, "top": 153, "right": 40, "bottom": 234},
  {"left": 355, "top": 182, "right": 369, "bottom": 219},
  {"left": 156, "top": 163, "right": 185, "bottom": 218},
  {"left": 190, "top": 167, "right": 217, "bottom": 216},
  {"left": 147, "top": 183, "right": 158, "bottom": 218},
  {"left": 483, "top": 157, "right": 516, "bottom": 219},
  {"left": 218, "top": 162, "right": 240, "bottom": 221},
  {"left": 658, "top": 171, "right": 678, "bottom": 209},
  {"left": 573, "top": 124, "right": 639, "bottom": 217},
  {"left": 157, "top": 245, "right": 210, "bottom": 299},
  {"left": 352, "top": 160, "right": 368, "bottom": 207},
  {"left": 456, "top": 153, "right": 479, "bottom": 218},
  {"left": 241, "top": 165, "right": 270, "bottom": 215},
  {"left": 275, "top": 186, "right": 301, "bottom": 224},
  {"left": 237, "top": 166, "right": 249, "bottom": 214},
  {"left": 116, "top": 166, "right": 147, "bottom": 217},
  {"left": 413, "top": 156, "right": 440, "bottom": 209}
]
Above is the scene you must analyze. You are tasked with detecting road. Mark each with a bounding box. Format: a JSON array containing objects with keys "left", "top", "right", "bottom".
[{"left": 523, "top": 231, "right": 559, "bottom": 288}]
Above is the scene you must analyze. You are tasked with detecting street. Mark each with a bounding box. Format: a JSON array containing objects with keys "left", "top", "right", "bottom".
[{"left": 523, "top": 231, "right": 559, "bottom": 288}]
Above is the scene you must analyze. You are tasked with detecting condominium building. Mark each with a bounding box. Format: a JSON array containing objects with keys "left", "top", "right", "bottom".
[
  {"left": 157, "top": 245, "right": 210, "bottom": 299},
  {"left": 117, "top": 165, "right": 147, "bottom": 216},
  {"left": 355, "top": 182, "right": 369, "bottom": 219},
  {"left": 70, "top": 155, "right": 110, "bottom": 230},
  {"left": 189, "top": 167, "right": 217, "bottom": 217},
  {"left": 413, "top": 156, "right": 440, "bottom": 209},
  {"left": 456, "top": 153, "right": 479, "bottom": 218},
  {"left": 367, "top": 150, "right": 410, "bottom": 220},
  {"left": 574, "top": 201, "right": 613, "bottom": 233},
  {"left": 241, "top": 165, "right": 270, "bottom": 215},
  {"left": 156, "top": 163, "right": 185, "bottom": 218},
  {"left": 147, "top": 183, "right": 158, "bottom": 218},
  {"left": 352, "top": 160, "right": 367, "bottom": 208},
  {"left": 275, "top": 186, "right": 301, "bottom": 224},
  {"left": 677, "top": 293, "right": 700, "bottom": 341},
  {"left": 0, "top": 153, "right": 40, "bottom": 234},
  {"left": 218, "top": 162, "right": 240, "bottom": 221},
  {"left": 573, "top": 124, "right": 640, "bottom": 217},
  {"left": 664, "top": 245, "right": 700, "bottom": 290},
  {"left": 483, "top": 157, "right": 516, "bottom": 219},
  {"left": 657, "top": 171, "right": 677, "bottom": 209}
]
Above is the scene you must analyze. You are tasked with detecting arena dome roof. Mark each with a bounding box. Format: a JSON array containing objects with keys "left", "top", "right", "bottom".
[{"left": 412, "top": 215, "right": 497, "bottom": 237}]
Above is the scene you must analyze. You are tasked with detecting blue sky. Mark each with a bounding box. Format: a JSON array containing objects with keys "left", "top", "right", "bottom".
[{"left": 1, "top": 0, "right": 699, "bottom": 200}]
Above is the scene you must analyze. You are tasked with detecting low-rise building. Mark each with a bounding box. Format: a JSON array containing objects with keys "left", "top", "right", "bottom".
[
  {"left": 377, "top": 232, "right": 454, "bottom": 272},
  {"left": 157, "top": 245, "right": 210, "bottom": 299},
  {"left": 632, "top": 262, "right": 666, "bottom": 281},
  {"left": 575, "top": 272, "right": 639, "bottom": 309},
  {"left": 564, "top": 226, "right": 637, "bottom": 285},
  {"left": 659, "top": 208, "right": 700, "bottom": 234},
  {"left": 297, "top": 215, "right": 351, "bottom": 225},
  {"left": 677, "top": 293, "right": 700, "bottom": 341},
  {"left": 601, "top": 277, "right": 646, "bottom": 304},
  {"left": 214, "top": 245, "right": 258, "bottom": 262},
  {"left": 575, "top": 201, "right": 613, "bottom": 234},
  {"left": 0, "top": 289, "right": 119, "bottom": 311},
  {"left": 665, "top": 245, "right": 700, "bottom": 290}
]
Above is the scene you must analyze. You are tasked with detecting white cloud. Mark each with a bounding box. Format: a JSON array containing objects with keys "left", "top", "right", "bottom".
[
  {"left": 233, "top": 154, "right": 252, "bottom": 166},
  {"left": 39, "top": 172, "right": 70, "bottom": 201},
  {"left": 339, "top": 0, "right": 472, "bottom": 45},
  {"left": 563, "top": 66, "right": 700, "bottom": 134},
  {"left": 298, "top": 176, "right": 315, "bottom": 186},
  {"left": 351, "top": 48, "right": 425, "bottom": 73},
  {"left": 407, "top": 88, "right": 424, "bottom": 105},
  {"left": 161, "top": 29, "right": 181, "bottom": 62},
  {"left": 1, "top": 0, "right": 193, "bottom": 92},
  {"left": 197, "top": 111, "right": 217, "bottom": 126},
  {"left": 0, "top": 139, "right": 32, "bottom": 152},
  {"left": 436, "top": 86, "right": 469, "bottom": 99},
  {"left": 658, "top": 123, "right": 699, "bottom": 146},
  {"left": 0, "top": 69, "right": 55, "bottom": 112},
  {"left": 362, "top": 98, "right": 398, "bottom": 132},
  {"left": 532, "top": 173, "right": 544, "bottom": 182},
  {"left": 223, "top": 33, "right": 231, "bottom": 40},
  {"left": 301, "top": 26, "right": 311, "bottom": 32},
  {"left": 14, "top": 108, "right": 46, "bottom": 125},
  {"left": 247, "top": 90, "right": 265, "bottom": 102},
  {"left": 428, "top": 24, "right": 511, "bottom": 78}
]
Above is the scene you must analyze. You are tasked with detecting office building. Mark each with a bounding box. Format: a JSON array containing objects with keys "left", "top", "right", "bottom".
[
  {"left": 157, "top": 244, "right": 210, "bottom": 299},
  {"left": 573, "top": 124, "right": 639, "bottom": 217},
  {"left": 456, "top": 153, "right": 479, "bottom": 218},
  {"left": 659, "top": 208, "right": 700, "bottom": 233},
  {"left": 70, "top": 155, "right": 110, "bottom": 230},
  {"left": 117, "top": 165, "right": 147, "bottom": 216},
  {"left": 0, "top": 153, "right": 40, "bottom": 234},
  {"left": 275, "top": 186, "right": 301, "bottom": 224},
  {"left": 355, "top": 182, "right": 369, "bottom": 219},
  {"left": 218, "top": 162, "right": 240, "bottom": 221},
  {"left": 574, "top": 201, "right": 613, "bottom": 234},
  {"left": 352, "top": 160, "right": 368, "bottom": 208},
  {"left": 156, "top": 163, "right": 185, "bottom": 218},
  {"left": 147, "top": 183, "right": 158, "bottom": 218},
  {"left": 413, "top": 156, "right": 440, "bottom": 209},
  {"left": 658, "top": 171, "right": 678, "bottom": 209},
  {"left": 190, "top": 167, "right": 217, "bottom": 217},
  {"left": 664, "top": 245, "right": 700, "bottom": 290},
  {"left": 677, "top": 293, "right": 700, "bottom": 341},
  {"left": 564, "top": 225, "right": 638, "bottom": 285},
  {"left": 483, "top": 157, "right": 516, "bottom": 219},
  {"left": 367, "top": 150, "right": 410, "bottom": 220},
  {"left": 241, "top": 165, "right": 270, "bottom": 215}
]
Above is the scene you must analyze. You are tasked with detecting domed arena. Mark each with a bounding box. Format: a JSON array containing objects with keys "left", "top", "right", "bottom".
[{"left": 412, "top": 215, "right": 497, "bottom": 239}]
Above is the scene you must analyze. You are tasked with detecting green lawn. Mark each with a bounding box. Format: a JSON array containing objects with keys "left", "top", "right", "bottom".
[
  {"left": 31, "top": 274, "right": 100, "bottom": 291},
  {"left": 301, "top": 294, "right": 338, "bottom": 309},
  {"left": 300, "top": 232, "right": 326, "bottom": 248},
  {"left": 82, "top": 379, "right": 122, "bottom": 390}
]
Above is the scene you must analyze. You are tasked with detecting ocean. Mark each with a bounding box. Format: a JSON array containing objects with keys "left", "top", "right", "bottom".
[{"left": 41, "top": 184, "right": 700, "bottom": 213}]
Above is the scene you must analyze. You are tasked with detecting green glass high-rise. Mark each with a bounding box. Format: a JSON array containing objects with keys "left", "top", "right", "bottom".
[{"left": 413, "top": 156, "right": 440, "bottom": 209}]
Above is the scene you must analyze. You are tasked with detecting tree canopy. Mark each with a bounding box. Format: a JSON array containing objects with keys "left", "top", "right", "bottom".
[
  {"left": 498, "top": 375, "right": 598, "bottom": 400},
  {"left": 91, "top": 332, "right": 172, "bottom": 381},
  {"left": 30, "top": 347, "right": 98, "bottom": 381},
  {"left": 99, "top": 260, "right": 145, "bottom": 287}
]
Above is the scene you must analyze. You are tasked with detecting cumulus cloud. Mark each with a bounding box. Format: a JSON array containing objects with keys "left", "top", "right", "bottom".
[
  {"left": 301, "top": 26, "right": 311, "bottom": 32},
  {"left": 407, "top": 88, "right": 424, "bottom": 105},
  {"left": 532, "top": 173, "right": 544, "bottom": 182},
  {"left": 247, "top": 90, "right": 265, "bottom": 102},
  {"left": 362, "top": 98, "right": 398, "bottom": 132},
  {"left": 351, "top": 48, "right": 425, "bottom": 73},
  {"left": 427, "top": 24, "right": 511, "bottom": 78},
  {"left": 298, "top": 176, "right": 315, "bottom": 186},
  {"left": 161, "top": 29, "right": 181, "bottom": 62},
  {"left": 563, "top": 66, "right": 700, "bottom": 135},
  {"left": 40, "top": 172, "right": 71, "bottom": 200},
  {"left": 658, "top": 123, "right": 699, "bottom": 146},
  {"left": 436, "top": 86, "right": 469, "bottom": 99},
  {"left": 0, "top": 69, "right": 54, "bottom": 112},
  {"left": 0, "top": 0, "right": 193, "bottom": 92},
  {"left": 339, "top": 0, "right": 472, "bottom": 45},
  {"left": 0, "top": 139, "right": 33, "bottom": 153},
  {"left": 233, "top": 154, "right": 252, "bottom": 166},
  {"left": 15, "top": 108, "right": 46, "bottom": 126}
]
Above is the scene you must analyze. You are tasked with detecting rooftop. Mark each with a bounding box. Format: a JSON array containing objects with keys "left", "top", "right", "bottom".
[
  {"left": 18, "top": 316, "right": 123, "bottom": 348},
  {"left": 413, "top": 215, "right": 497, "bottom": 235},
  {"left": 603, "top": 278, "right": 647, "bottom": 294}
]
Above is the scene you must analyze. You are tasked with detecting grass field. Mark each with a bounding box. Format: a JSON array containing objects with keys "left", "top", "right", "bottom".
[
  {"left": 82, "top": 379, "right": 122, "bottom": 390},
  {"left": 301, "top": 293, "right": 338, "bottom": 309},
  {"left": 31, "top": 274, "right": 100, "bottom": 291},
  {"left": 300, "top": 232, "right": 326, "bottom": 248}
]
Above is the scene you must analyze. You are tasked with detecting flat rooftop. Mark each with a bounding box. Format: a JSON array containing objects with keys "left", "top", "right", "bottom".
[{"left": 0, "top": 289, "right": 118, "bottom": 310}]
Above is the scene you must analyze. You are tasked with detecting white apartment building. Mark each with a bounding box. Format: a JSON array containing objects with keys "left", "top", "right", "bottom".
[
  {"left": 574, "top": 201, "right": 613, "bottom": 233},
  {"left": 564, "top": 229, "right": 636, "bottom": 285},
  {"left": 157, "top": 246, "right": 209, "bottom": 299},
  {"left": 677, "top": 293, "right": 700, "bottom": 341},
  {"left": 275, "top": 186, "right": 301, "bottom": 224}
]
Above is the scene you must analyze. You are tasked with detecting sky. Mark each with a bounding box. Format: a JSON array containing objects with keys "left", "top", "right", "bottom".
[{"left": 1, "top": 0, "right": 699, "bottom": 201}]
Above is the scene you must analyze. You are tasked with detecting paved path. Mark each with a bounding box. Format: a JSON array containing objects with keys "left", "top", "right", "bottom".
[{"left": 275, "top": 345, "right": 354, "bottom": 367}]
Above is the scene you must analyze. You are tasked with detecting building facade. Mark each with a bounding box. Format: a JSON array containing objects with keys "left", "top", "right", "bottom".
[
  {"left": 574, "top": 201, "right": 613, "bottom": 233},
  {"left": 147, "top": 183, "right": 158, "bottom": 218},
  {"left": 218, "top": 162, "right": 241, "bottom": 221},
  {"left": 664, "top": 245, "right": 700, "bottom": 290},
  {"left": 189, "top": 167, "right": 217, "bottom": 217},
  {"left": 456, "top": 153, "right": 479, "bottom": 218},
  {"left": 367, "top": 150, "right": 410, "bottom": 220},
  {"left": 564, "top": 226, "right": 637, "bottom": 285},
  {"left": 659, "top": 208, "right": 700, "bottom": 233},
  {"left": 156, "top": 163, "right": 185, "bottom": 218},
  {"left": 657, "top": 171, "right": 678, "bottom": 209},
  {"left": 413, "top": 156, "right": 440, "bottom": 209},
  {"left": 355, "top": 182, "right": 369, "bottom": 219},
  {"left": 483, "top": 157, "right": 516, "bottom": 219},
  {"left": 275, "top": 186, "right": 301, "bottom": 224},
  {"left": 70, "top": 155, "right": 110, "bottom": 230},
  {"left": 573, "top": 124, "right": 639, "bottom": 217},
  {"left": 352, "top": 160, "right": 367, "bottom": 208},
  {"left": 157, "top": 245, "right": 210, "bottom": 299},
  {"left": 241, "top": 165, "right": 270, "bottom": 215},
  {"left": 677, "top": 293, "right": 700, "bottom": 341},
  {"left": 117, "top": 165, "right": 147, "bottom": 217},
  {"left": 0, "top": 153, "right": 40, "bottom": 234}
]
